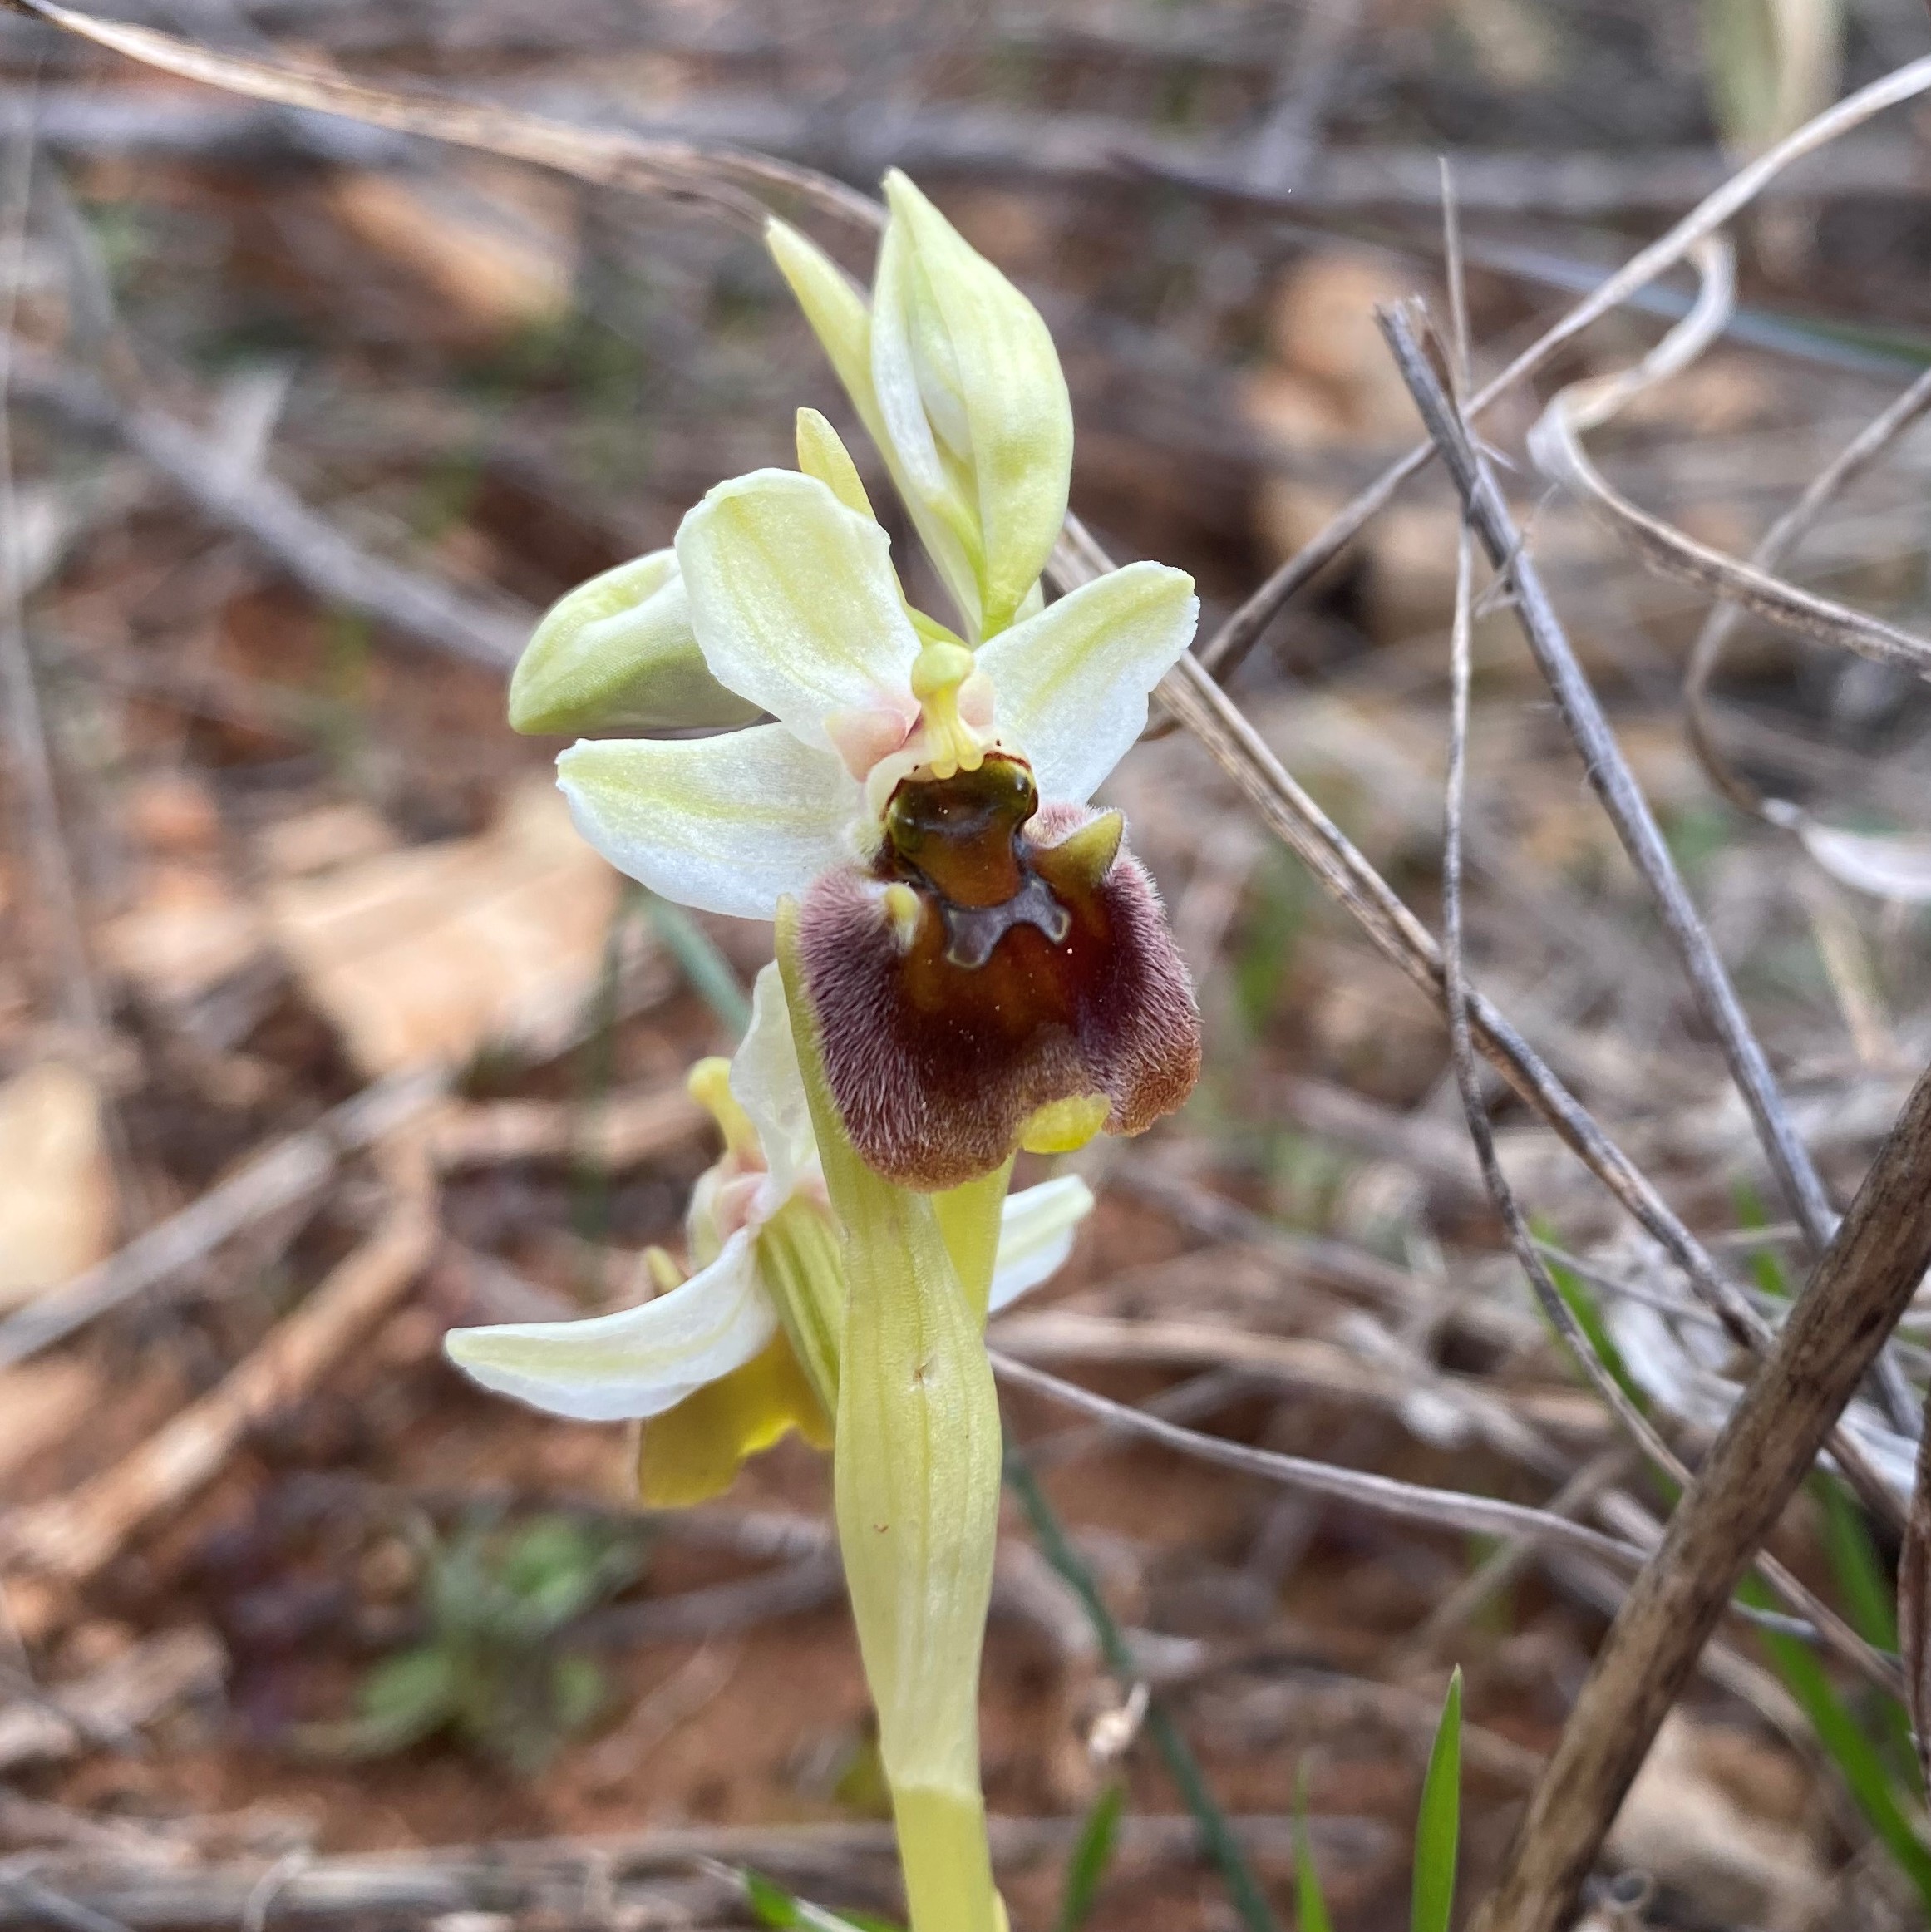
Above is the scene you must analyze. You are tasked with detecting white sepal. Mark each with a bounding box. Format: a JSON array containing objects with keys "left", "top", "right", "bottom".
[
  {"left": 558, "top": 724, "right": 858, "bottom": 919},
  {"left": 731, "top": 964, "right": 819, "bottom": 1200},
  {"left": 675, "top": 469, "right": 922, "bottom": 752},
  {"left": 974, "top": 562, "right": 1197, "bottom": 804},
  {"left": 988, "top": 1175, "right": 1095, "bottom": 1314},
  {"left": 509, "top": 550, "right": 761, "bottom": 737},
  {"left": 443, "top": 1229, "right": 776, "bottom": 1422}
]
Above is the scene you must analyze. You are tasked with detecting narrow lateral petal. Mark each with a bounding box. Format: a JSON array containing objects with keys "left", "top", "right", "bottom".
[
  {"left": 988, "top": 1175, "right": 1095, "bottom": 1313},
  {"left": 973, "top": 562, "right": 1198, "bottom": 804},
  {"left": 766, "top": 218, "right": 884, "bottom": 438},
  {"left": 730, "top": 963, "right": 817, "bottom": 1195},
  {"left": 559, "top": 726, "right": 857, "bottom": 919},
  {"left": 870, "top": 211, "right": 987, "bottom": 637},
  {"left": 676, "top": 469, "right": 922, "bottom": 750},
  {"left": 443, "top": 1230, "right": 775, "bottom": 1422},
  {"left": 509, "top": 550, "right": 761, "bottom": 737}
]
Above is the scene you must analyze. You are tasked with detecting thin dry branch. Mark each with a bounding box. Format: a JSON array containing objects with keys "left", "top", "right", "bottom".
[
  {"left": 0, "top": 1064, "right": 442, "bottom": 1372},
  {"left": 1377, "top": 299, "right": 1841, "bottom": 1259},
  {"left": 0, "top": 0, "right": 879, "bottom": 236},
  {"left": 1685, "top": 363, "right": 1931, "bottom": 816},
  {"left": 1471, "top": 1052, "right": 1931, "bottom": 1932},
  {"left": 1155, "top": 649, "right": 1904, "bottom": 1526},
  {"left": 1426, "top": 455, "right": 1895, "bottom": 1693},
  {"left": 1527, "top": 272, "right": 1931, "bottom": 683},
  {"left": 1195, "top": 50, "right": 1931, "bottom": 687},
  {"left": 12, "top": 350, "right": 529, "bottom": 671},
  {"left": 0, "top": 1813, "right": 1383, "bottom": 1929},
  {"left": 993, "top": 1353, "right": 1653, "bottom": 1574},
  {"left": 2, "top": 84, "right": 1922, "bottom": 218},
  {"left": 0, "top": 1166, "right": 437, "bottom": 1646}
]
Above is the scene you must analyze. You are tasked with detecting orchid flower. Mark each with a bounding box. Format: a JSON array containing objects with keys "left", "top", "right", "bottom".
[
  {"left": 542, "top": 423, "right": 1199, "bottom": 1188},
  {"left": 445, "top": 966, "right": 1093, "bottom": 1506},
  {"left": 472, "top": 172, "right": 1202, "bottom": 1932}
]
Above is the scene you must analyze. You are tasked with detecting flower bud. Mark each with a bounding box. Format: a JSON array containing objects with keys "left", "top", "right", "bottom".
[
  {"left": 509, "top": 550, "right": 762, "bottom": 736},
  {"left": 872, "top": 171, "right": 1073, "bottom": 641}
]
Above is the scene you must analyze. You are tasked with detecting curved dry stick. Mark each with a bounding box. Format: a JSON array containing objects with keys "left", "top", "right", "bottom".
[
  {"left": 1435, "top": 505, "right": 1895, "bottom": 1695},
  {"left": 1685, "top": 363, "right": 1931, "bottom": 811},
  {"left": 1528, "top": 295, "right": 1931, "bottom": 683},
  {"left": 0, "top": 0, "right": 884, "bottom": 239},
  {"left": 1156, "top": 648, "right": 1904, "bottom": 1526},
  {"left": 1195, "top": 49, "right": 1931, "bottom": 686},
  {"left": 1381, "top": 296, "right": 1844, "bottom": 1261},
  {"left": 992, "top": 1353, "right": 1650, "bottom": 1570}
]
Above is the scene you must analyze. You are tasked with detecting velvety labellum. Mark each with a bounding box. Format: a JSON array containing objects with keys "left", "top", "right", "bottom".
[{"left": 800, "top": 754, "right": 1200, "bottom": 1189}]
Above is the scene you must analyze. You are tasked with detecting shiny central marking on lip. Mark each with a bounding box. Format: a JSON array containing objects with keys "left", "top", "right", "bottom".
[{"left": 881, "top": 755, "right": 1071, "bottom": 969}]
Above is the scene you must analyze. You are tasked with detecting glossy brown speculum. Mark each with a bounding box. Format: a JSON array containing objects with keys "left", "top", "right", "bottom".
[
  {"left": 882, "top": 757, "right": 1071, "bottom": 971},
  {"left": 796, "top": 754, "right": 1202, "bottom": 1190}
]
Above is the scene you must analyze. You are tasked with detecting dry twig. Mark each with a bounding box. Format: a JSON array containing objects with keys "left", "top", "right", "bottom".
[
  {"left": 0, "top": 1158, "right": 437, "bottom": 1646},
  {"left": 1195, "top": 51, "right": 1931, "bottom": 687},
  {"left": 1472, "top": 1055, "right": 1931, "bottom": 1932}
]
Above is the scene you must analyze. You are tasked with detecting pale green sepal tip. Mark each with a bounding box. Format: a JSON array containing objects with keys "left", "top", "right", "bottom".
[
  {"left": 508, "top": 550, "right": 761, "bottom": 736},
  {"left": 764, "top": 216, "right": 881, "bottom": 431},
  {"left": 878, "top": 170, "right": 1073, "bottom": 639}
]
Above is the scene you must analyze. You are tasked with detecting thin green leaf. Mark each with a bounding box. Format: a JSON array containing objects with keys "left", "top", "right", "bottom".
[
  {"left": 1731, "top": 1183, "right": 1792, "bottom": 1299},
  {"left": 1004, "top": 1452, "right": 1282, "bottom": 1932},
  {"left": 1805, "top": 1483, "right": 1913, "bottom": 1806},
  {"left": 1057, "top": 1781, "right": 1126, "bottom": 1932},
  {"left": 1741, "top": 1575, "right": 1931, "bottom": 1910},
  {"left": 1294, "top": 1772, "right": 1335, "bottom": 1932},
  {"left": 1410, "top": 1668, "right": 1461, "bottom": 1932},
  {"left": 1816, "top": 1476, "right": 1899, "bottom": 1650},
  {"left": 741, "top": 1870, "right": 899, "bottom": 1932},
  {"left": 1532, "top": 1231, "right": 1642, "bottom": 1410}
]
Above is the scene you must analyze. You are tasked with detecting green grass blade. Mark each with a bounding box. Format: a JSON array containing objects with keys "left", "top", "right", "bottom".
[
  {"left": 1741, "top": 1576, "right": 1931, "bottom": 1911},
  {"left": 1057, "top": 1781, "right": 1126, "bottom": 1932},
  {"left": 1816, "top": 1475, "right": 1900, "bottom": 1649},
  {"left": 1294, "top": 1773, "right": 1335, "bottom": 1932},
  {"left": 1005, "top": 1451, "right": 1282, "bottom": 1932},
  {"left": 1531, "top": 1232, "right": 1638, "bottom": 1407},
  {"left": 1410, "top": 1669, "right": 1462, "bottom": 1932},
  {"left": 1813, "top": 1476, "right": 1920, "bottom": 1789},
  {"left": 638, "top": 887, "right": 752, "bottom": 1035},
  {"left": 741, "top": 1869, "right": 899, "bottom": 1932}
]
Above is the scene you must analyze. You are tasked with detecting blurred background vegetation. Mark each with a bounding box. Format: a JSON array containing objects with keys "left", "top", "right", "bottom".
[{"left": 7, "top": 2, "right": 1931, "bottom": 1928}]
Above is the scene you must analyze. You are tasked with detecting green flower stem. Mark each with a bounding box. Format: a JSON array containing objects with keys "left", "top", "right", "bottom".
[
  {"left": 934, "top": 1156, "right": 1016, "bottom": 1323},
  {"left": 778, "top": 907, "right": 1003, "bottom": 1932}
]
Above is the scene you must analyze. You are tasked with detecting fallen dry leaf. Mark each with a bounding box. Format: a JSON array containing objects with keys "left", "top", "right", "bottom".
[
  {"left": 0, "top": 1356, "right": 101, "bottom": 1489},
  {"left": 0, "top": 1062, "right": 117, "bottom": 1313},
  {"left": 326, "top": 159, "right": 578, "bottom": 337},
  {"left": 254, "top": 800, "right": 399, "bottom": 880},
  {"left": 1607, "top": 1713, "right": 1831, "bottom": 1932},
  {"left": 265, "top": 779, "right": 622, "bottom": 1076},
  {"left": 98, "top": 863, "right": 266, "bottom": 1007}
]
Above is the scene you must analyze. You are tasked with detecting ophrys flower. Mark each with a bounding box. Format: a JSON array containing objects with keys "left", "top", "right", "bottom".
[
  {"left": 554, "top": 420, "right": 1199, "bottom": 1188},
  {"left": 444, "top": 964, "right": 1092, "bottom": 1501}
]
